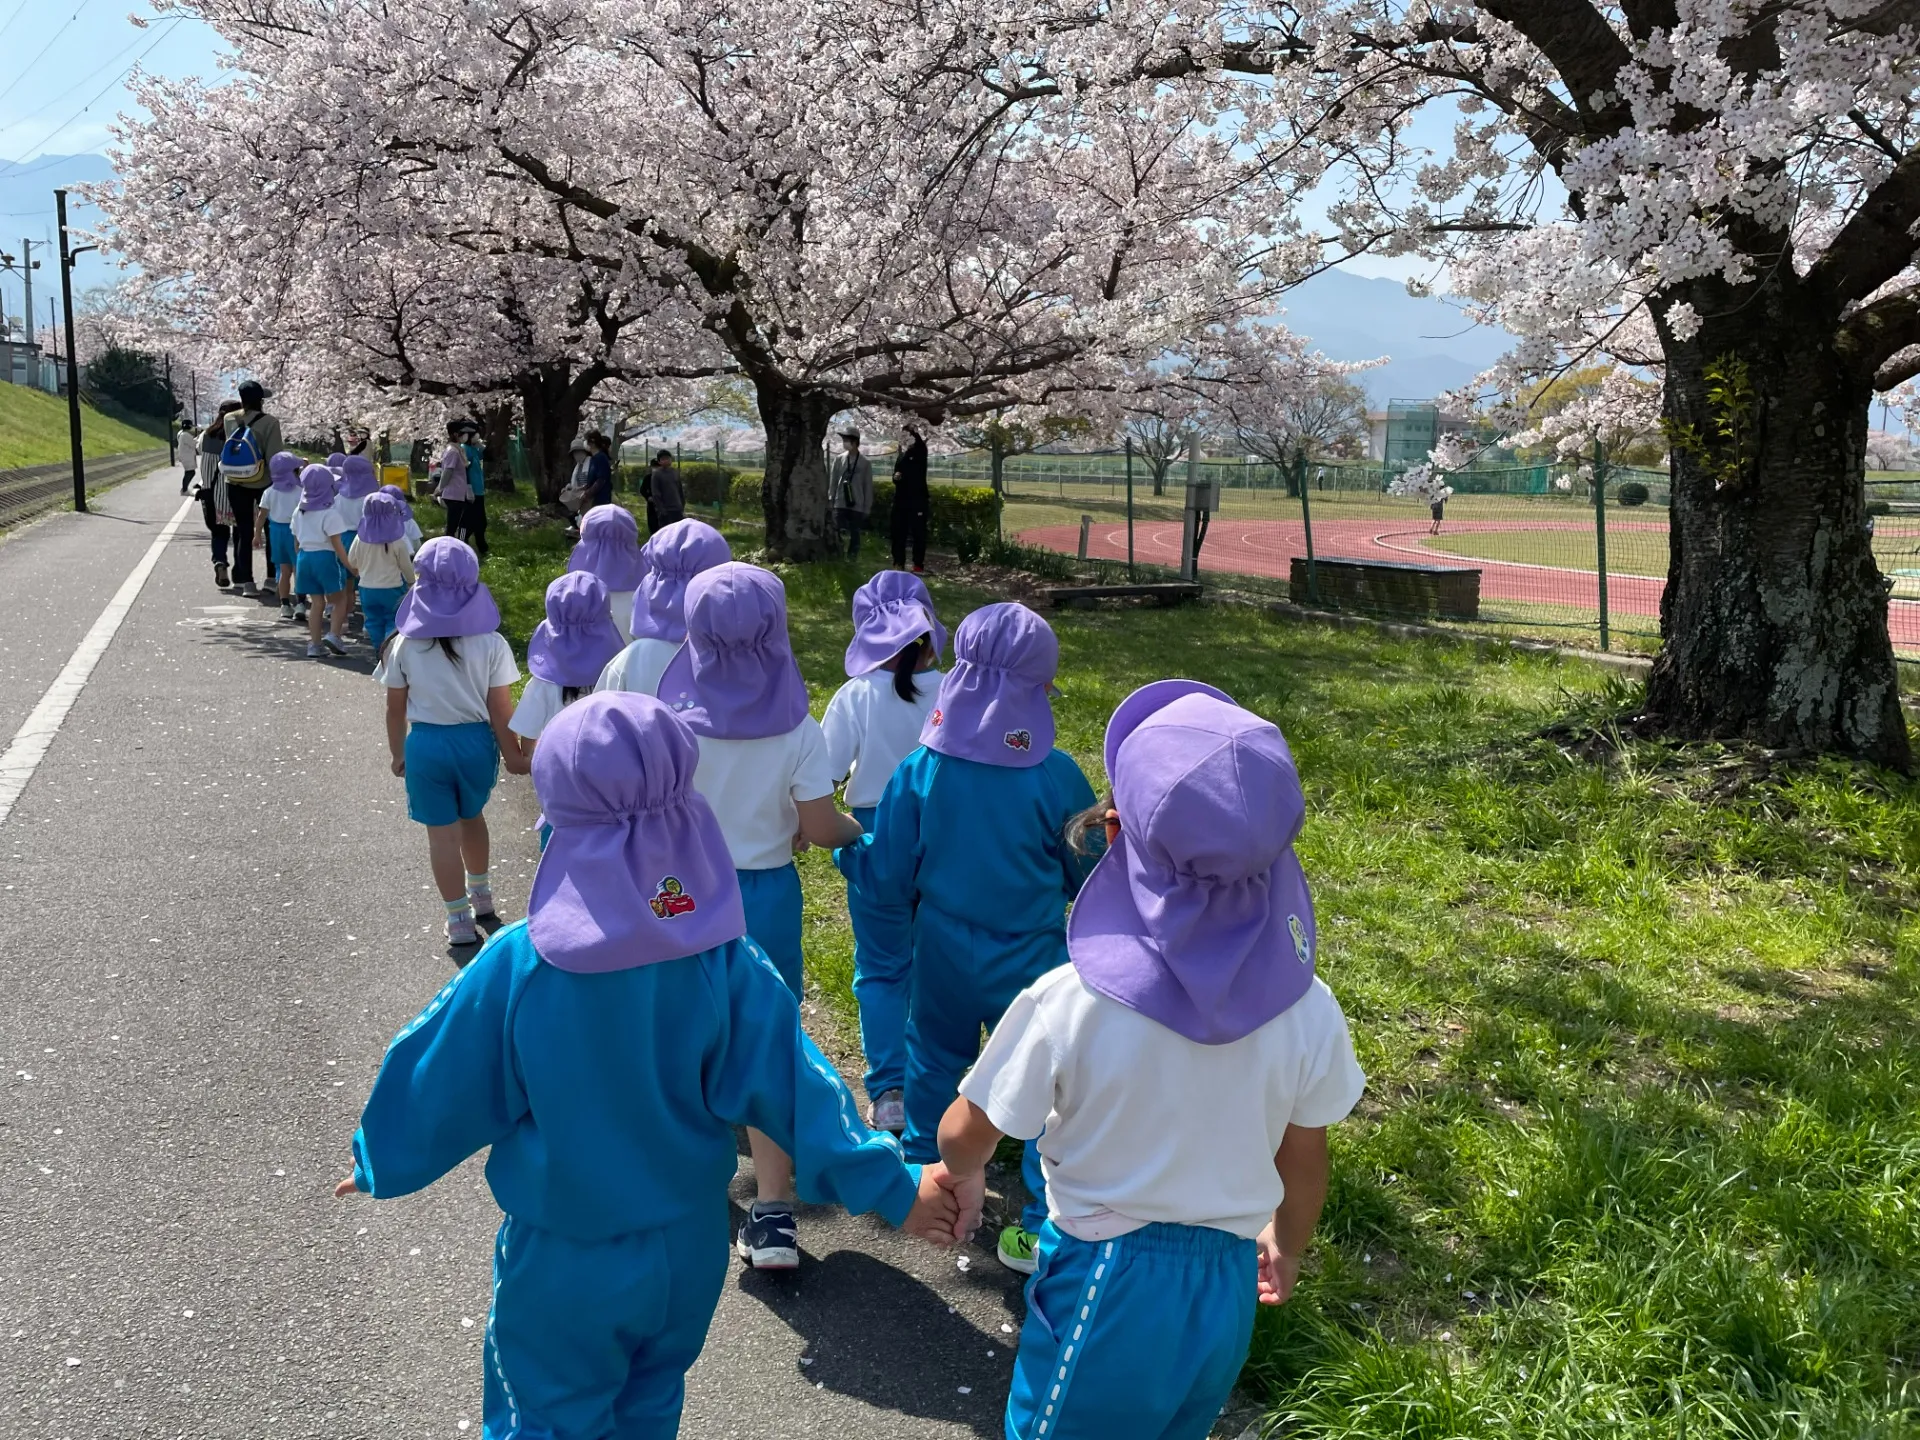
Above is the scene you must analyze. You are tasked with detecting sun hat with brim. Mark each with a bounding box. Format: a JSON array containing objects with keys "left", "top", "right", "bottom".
[
  {"left": 298, "top": 464, "right": 337, "bottom": 511},
  {"left": 393, "top": 536, "right": 500, "bottom": 639},
  {"left": 630, "top": 519, "right": 732, "bottom": 643},
  {"left": 1069, "top": 687, "right": 1316, "bottom": 1045},
  {"left": 378, "top": 483, "right": 414, "bottom": 519},
  {"left": 268, "top": 451, "right": 302, "bottom": 491},
  {"left": 844, "top": 570, "right": 948, "bottom": 678},
  {"left": 337, "top": 454, "right": 379, "bottom": 499},
  {"left": 568, "top": 504, "right": 648, "bottom": 592},
  {"left": 326, "top": 452, "right": 347, "bottom": 476},
  {"left": 657, "top": 563, "right": 810, "bottom": 741},
  {"left": 529, "top": 693, "right": 746, "bottom": 973},
  {"left": 569, "top": 436, "right": 591, "bottom": 455},
  {"left": 355, "top": 491, "right": 406, "bottom": 546},
  {"left": 529, "top": 572, "right": 626, "bottom": 689},
  {"left": 920, "top": 603, "right": 1057, "bottom": 768}
]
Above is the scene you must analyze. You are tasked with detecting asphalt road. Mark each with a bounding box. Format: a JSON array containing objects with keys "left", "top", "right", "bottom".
[{"left": 0, "top": 466, "right": 1069, "bottom": 1440}]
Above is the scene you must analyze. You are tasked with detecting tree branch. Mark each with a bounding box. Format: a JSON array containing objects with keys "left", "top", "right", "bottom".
[{"left": 1807, "top": 149, "right": 1920, "bottom": 307}]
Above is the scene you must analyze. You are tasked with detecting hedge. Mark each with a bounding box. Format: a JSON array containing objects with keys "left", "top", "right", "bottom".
[
  {"left": 719, "top": 471, "right": 1000, "bottom": 559},
  {"left": 1616, "top": 481, "right": 1651, "bottom": 507}
]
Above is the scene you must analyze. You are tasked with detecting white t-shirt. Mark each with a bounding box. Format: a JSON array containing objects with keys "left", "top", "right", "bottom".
[
  {"left": 382, "top": 632, "right": 520, "bottom": 726},
  {"left": 691, "top": 718, "right": 835, "bottom": 871},
  {"left": 404, "top": 518, "right": 424, "bottom": 548},
  {"left": 961, "top": 968, "right": 1366, "bottom": 1242},
  {"left": 609, "top": 590, "right": 636, "bottom": 646},
  {"left": 508, "top": 677, "right": 577, "bottom": 740},
  {"left": 348, "top": 537, "right": 415, "bottom": 590},
  {"left": 292, "top": 505, "right": 348, "bottom": 552},
  {"left": 263, "top": 486, "right": 300, "bottom": 525},
  {"left": 337, "top": 493, "right": 367, "bottom": 532},
  {"left": 821, "top": 669, "right": 943, "bottom": 809},
  {"left": 595, "top": 637, "right": 680, "bottom": 698}
]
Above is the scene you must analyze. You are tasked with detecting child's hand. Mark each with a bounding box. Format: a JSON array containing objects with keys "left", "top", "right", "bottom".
[
  {"left": 791, "top": 831, "right": 810, "bottom": 855},
  {"left": 903, "top": 1163, "right": 961, "bottom": 1248},
  {"left": 1255, "top": 1222, "right": 1301, "bottom": 1306},
  {"left": 333, "top": 1176, "right": 363, "bottom": 1199},
  {"left": 390, "top": 756, "right": 406, "bottom": 777},
  {"left": 502, "top": 749, "right": 532, "bottom": 777},
  {"left": 937, "top": 1166, "right": 987, "bottom": 1244}
]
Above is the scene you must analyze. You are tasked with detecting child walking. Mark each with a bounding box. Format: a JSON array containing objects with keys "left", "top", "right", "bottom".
[
  {"left": 380, "top": 482, "right": 425, "bottom": 549},
  {"left": 596, "top": 518, "right": 731, "bottom": 698},
  {"left": 821, "top": 570, "right": 947, "bottom": 1134},
  {"left": 511, "top": 572, "right": 626, "bottom": 759},
  {"left": 937, "top": 681, "right": 1366, "bottom": 1440},
  {"left": 259, "top": 451, "right": 302, "bottom": 621},
  {"left": 658, "top": 562, "right": 867, "bottom": 1270},
  {"left": 335, "top": 454, "right": 380, "bottom": 612},
  {"left": 836, "top": 601, "right": 1096, "bottom": 1274},
  {"left": 382, "top": 537, "right": 530, "bottom": 948},
  {"left": 569, "top": 503, "right": 648, "bottom": 645},
  {"left": 348, "top": 492, "right": 415, "bottom": 653},
  {"left": 336, "top": 692, "right": 961, "bottom": 1440},
  {"left": 292, "top": 465, "right": 356, "bottom": 657}
]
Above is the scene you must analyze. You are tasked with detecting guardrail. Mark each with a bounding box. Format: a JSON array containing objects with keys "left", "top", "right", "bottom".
[{"left": 0, "top": 450, "right": 171, "bottom": 529}]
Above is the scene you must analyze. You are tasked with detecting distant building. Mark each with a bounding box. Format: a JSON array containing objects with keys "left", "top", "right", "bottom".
[
  {"left": 1364, "top": 400, "right": 1481, "bottom": 465},
  {"left": 0, "top": 337, "right": 58, "bottom": 392}
]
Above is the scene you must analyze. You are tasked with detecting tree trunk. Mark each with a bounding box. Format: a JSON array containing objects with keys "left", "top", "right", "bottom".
[
  {"left": 758, "top": 380, "right": 838, "bottom": 560},
  {"left": 1150, "top": 461, "right": 1167, "bottom": 498},
  {"left": 517, "top": 364, "right": 588, "bottom": 506},
  {"left": 1645, "top": 303, "right": 1910, "bottom": 771},
  {"left": 481, "top": 401, "right": 516, "bottom": 495}
]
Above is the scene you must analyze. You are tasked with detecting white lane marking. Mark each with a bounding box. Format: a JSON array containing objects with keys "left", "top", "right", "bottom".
[{"left": 0, "top": 495, "right": 196, "bottom": 827}]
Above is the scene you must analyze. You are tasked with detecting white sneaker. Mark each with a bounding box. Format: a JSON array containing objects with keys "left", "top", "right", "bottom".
[
  {"left": 305, "top": 642, "right": 324, "bottom": 658},
  {"left": 323, "top": 635, "right": 349, "bottom": 655},
  {"left": 868, "top": 1090, "right": 905, "bottom": 1135}
]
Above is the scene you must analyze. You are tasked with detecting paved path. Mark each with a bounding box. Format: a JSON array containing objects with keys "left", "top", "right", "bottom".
[{"left": 0, "top": 468, "right": 1055, "bottom": 1440}]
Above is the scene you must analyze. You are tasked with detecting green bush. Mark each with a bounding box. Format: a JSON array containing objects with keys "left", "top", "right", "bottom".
[
  {"left": 730, "top": 472, "right": 765, "bottom": 513},
  {"left": 930, "top": 486, "right": 1001, "bottom": 558},
  {"left": 1866, "top": 498, "right": 1893, "bottom": 517},
  {"left": 1616, "top": 481, "right": 1651, "bottom": 507},
  {"left": 680, "top": 461, "right": 737, "bottom": 506}
]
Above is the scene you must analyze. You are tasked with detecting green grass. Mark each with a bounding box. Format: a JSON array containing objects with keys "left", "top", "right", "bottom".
[
  {"left": 0, "top": 381, "right": 172, "bottom": 468},
  {"left": 470, "top": 495, "right": 1920, "bottom": 1439}
]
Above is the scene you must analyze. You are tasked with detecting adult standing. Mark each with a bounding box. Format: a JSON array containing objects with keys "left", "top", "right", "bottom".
[
  {"left": 890, "top": 426, "right": 931, "bottom": 574},
  {"left": 645, "top": 449, "right": 685, "bottom": 533},
  {"left": 222, "top": 381, "right": 284, "bottom": 596},
  {"left": 177, "top": 418, "right": 197, "bottom": 495},
  {"left": 829, "top": 427, "right": 875, "bottom": 561},
  {"left": 436, "top": 420, "right": 474, "bottom": 544},
  {"left": 460, "top": 421, "right": 490, "bottom": 558},
  {"left": 199, "top": 400, "right": 241, "bottom": 589}
]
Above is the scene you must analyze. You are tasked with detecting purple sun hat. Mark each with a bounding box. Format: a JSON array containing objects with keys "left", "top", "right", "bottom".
[
  {"left": 529, "top": 572, "right": 626, "bottom": 689},
  {"left": 568, "top": 505, "right": 648, "bottom": 592},
  {"left": 529, "top": 692, "right": 747, "bottom": 973},
  {"left": 1069, "top": 686, "right": 1316, "bottom": 1045},
  {"left": 378, "top": 482, "right": 412, "bottom": 515},
  {"left": 630, "top": 519, "right": 732, "bottom": 643},
  {"left": 393, "top": 536, "right": 500, "bottom": 639},
  {"left": 657, "top": 563, "right": 810, "bottom": 740},
  {"left": 337, "top": 454, "right": 379, "bottom": 499},
  {"left": 920, "top": 603, "right": 1057, "bottom": 767},
  {"left": 845, "top": 570, "right": 948, "bottom": 678},
  {"left": 326, "top": 451, "right": 347, "bottom": 475},
  {"left": 355, "top": 491, "right": 406, "bottom": 546},
  {"left": 298, "top": 463, "right": 337, "bottom": 511},
  {"left": 268, "top": 451, "right": 302, "bottom": 491}
]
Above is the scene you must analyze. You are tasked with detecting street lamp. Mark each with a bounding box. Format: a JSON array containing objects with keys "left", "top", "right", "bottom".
[{"left": 55, "top": 190, "right": 96, "bottom": 514}]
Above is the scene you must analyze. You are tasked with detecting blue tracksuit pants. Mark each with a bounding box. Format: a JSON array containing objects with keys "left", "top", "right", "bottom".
[
  {"left": 848, "top": 806, "right": 910, "bottom": 1103},
  {"left": 361, "top": 584, "right": 405, "bottom": 652},
  {"left": 1006, "top": 1222, "right": 1257, "bottom": 1440},
  {"left": 483, "top": 1207, "right": 729, "bottom": 1440},
  {"left": 738, "top": 864, "right": 803, "bottom": 1001},
  {"left": 904, "top": 904, "right": 1057, "bottom": 1233}
]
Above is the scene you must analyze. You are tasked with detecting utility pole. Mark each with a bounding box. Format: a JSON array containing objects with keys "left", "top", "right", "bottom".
[
  {"left": 164, "top": 353, "right": 176, "bottom": 465},
  {"left": 56, "top": 190, "right": 97, "bottom": 515},
  {"left": 20, "top": 240, "right": 38, "bottom": 389}
]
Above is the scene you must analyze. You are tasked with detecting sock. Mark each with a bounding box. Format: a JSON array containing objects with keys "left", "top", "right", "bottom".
[
  {"left": 444, "top": 896, "right": 474, "bottom": 920},
  {"left": 751, "top": 1199, "right": 795, "bottom": 1218},
  {"left": 465, "top": 871, "right": 491, "bottom": 895}
]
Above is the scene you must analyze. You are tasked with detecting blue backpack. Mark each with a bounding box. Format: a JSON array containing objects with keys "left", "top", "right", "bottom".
[{"left": 219, "top": 422, "right": 265, "bottom": 483}]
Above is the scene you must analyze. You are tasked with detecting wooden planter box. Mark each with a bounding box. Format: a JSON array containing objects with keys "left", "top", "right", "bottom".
[{"left": 1289, "top": 556, "right": 1482, "bottom": 620}]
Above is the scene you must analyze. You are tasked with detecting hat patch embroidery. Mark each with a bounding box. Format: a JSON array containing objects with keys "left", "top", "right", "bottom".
[
  {"left": 649, "top": 877, "right": 697, "bottom": 919},
  {"left": 929, "top": 708, "right": 943, "bottom": 726},
  {"left": 1003, "top": 729, "right": 1033, "bottom": 752},
  {"left": 1288, "top": 914, "right": 1311, "bottom": 965}
]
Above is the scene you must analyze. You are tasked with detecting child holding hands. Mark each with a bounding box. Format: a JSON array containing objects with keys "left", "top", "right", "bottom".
[
  {"left": 338, "top": 693, "right": 961, "bottom": 1440},
  {"left": 937, "top": 681, "right": 1365, "bottom": 1440}
]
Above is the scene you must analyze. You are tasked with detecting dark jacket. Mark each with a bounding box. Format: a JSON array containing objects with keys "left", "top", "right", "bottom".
[
  {"left": 892, "top": 439, "right": 930, "bottom": 514},
  {"left": 585, "top": 451, "right": 615, "bottom": 510}
]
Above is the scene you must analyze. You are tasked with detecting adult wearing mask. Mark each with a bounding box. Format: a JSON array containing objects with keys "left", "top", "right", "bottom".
[
  {"left": 435, "top": 420, "right": 474, "bottom": 544},
  {"left": 829, "top": 427, "right": 874, "bottom": 561},
  {"left": 222, "top": 381, "right": 284, "bottom": 596},
  {"left": 644, "top": 449, "right": 685, "bottom": 534},
  {"left": 460, "top": 421, "right": 490, "bottom": 558},
  {"left": 891, "top": 426, "right": 931, "bottom": 574}
]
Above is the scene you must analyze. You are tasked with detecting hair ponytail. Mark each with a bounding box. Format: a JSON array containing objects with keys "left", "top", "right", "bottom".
[{"left": 890, "top": 634, "right": 931, "bottom": 703}]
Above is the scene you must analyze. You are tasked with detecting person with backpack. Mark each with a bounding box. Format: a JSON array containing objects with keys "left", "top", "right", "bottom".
[
  {"left": 196, "top": 401, "right": 242, "bottom": 589},
  {"left": 220, "top": 382, "right": 285, "bottom": 596}
]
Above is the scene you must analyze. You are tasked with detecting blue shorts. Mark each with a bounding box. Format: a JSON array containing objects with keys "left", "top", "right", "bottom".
[
  {"left": 738, "top": 864, "right": 803, "bottom": 1000},
  {"left": 404, "top": 721, "right": 499, "bottom": 827},
  {"left": 267, "top": 521, "right": 296, "bottom": 569},
  {"left": 340, "top": 529, "right": 358, "bottom": 561},
  {"left": 293, "top": 548, "right": 346, "bottom": 596}
]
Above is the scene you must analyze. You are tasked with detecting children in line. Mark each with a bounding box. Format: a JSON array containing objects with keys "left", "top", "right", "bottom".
[
  {"left": 659, "top": 562, "right": 867, "bottom": 1270},
  {"left": 821, "top": 571, "right": 947, "bottom": 1134},
  {"left": 938, "top": 681, "right": 1365, "bottom": 1440},
  {"left": 382, "top": 537, "right": 529, "bottom": 948},
  {"left": 596, "top": 519, "right": 731, "bottom": 698},
  {"left": 348, "top": 492, "right": 415, "bottom": 653},
  {"left": 380, "top": 482, "right": 425, "bottom": 549},
  {"left": 568, "top": 504, "right": 648, "bottom": 645},
  {"left": 291, "top": 464, "right": 356, "bottom": 657},
  {"left": 337, "top": 692, "right": 962, "bottom": 1440},
  {"left": 511, "top": 572, "right": 626, "bottom": 758},
  {"left": 336, "top": 454, "right": 379, "bottom": 615},
  {"left": 259, "top": 451, "right": 302, "bottom": 621},
  {"left": 836, "top": 601, "right": 1096, "bottom": 1275}
]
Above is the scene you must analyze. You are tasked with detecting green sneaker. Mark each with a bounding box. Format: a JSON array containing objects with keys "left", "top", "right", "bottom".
[{"left": 997, "top": 1225, "right": 1039, "bottom": 1275}]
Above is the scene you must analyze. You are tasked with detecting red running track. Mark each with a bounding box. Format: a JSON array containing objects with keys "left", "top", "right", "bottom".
[{"left": 1020, "top": 517, "right": 1920, "bottom": 652}]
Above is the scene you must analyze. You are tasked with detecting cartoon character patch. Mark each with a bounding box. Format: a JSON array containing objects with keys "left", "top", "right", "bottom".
[
  {"left": 1004, "top": 729, "right": 1033, "bottom": 752},
  {"left": 929, "top": 708, "right": 943, "bottom": 726},
  {"left": 649, "top": 876, "right": 697, "bottom": 919},
  {"left": 1288, "top": 913, "right": 1311, "bottom": 965}
]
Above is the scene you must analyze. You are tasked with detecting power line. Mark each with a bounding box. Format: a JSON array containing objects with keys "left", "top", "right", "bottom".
[
  {"left": 0, "top": 23, "right": 164, "bottom": 141},
  {"left": 0, "top": 19, "right": 184, "bottom": 182},
  {"left": 0, "top": 0, "right": 101, "bottom": 112},
  {"left": 0, "top": 0, "right": 34, "bottom": 49}
]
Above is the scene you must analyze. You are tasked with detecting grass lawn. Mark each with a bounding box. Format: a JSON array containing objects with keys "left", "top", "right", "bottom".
[
  {"left": 466, "top": 495, "right": 1920, "bottom": 1439},
  {"left": 0, "top": 382, "right": 172, "bottom": 468}
]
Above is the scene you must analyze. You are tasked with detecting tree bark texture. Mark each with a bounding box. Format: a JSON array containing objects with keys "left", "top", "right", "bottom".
[
  {"left": 757, "top": 381, "right": 839, "bottom": 560},
  {"left": 517, "top": 364, "right": 590, "bottom": 506},
  {"left": 1647, "top": 294, "right": 1910, "bottom": 771},
  {"left": 481, "top": 402, "right": 516, "bottom": 494}
]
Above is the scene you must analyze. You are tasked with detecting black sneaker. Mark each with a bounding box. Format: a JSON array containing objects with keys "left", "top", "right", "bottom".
[{"left": 736, "top": 1203, "right": 799, "bottom": 1270}]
